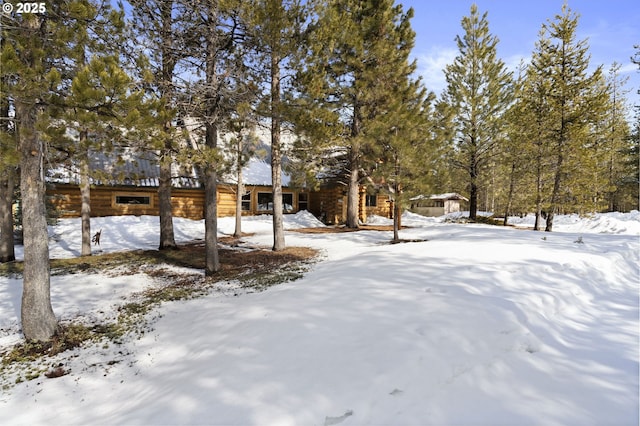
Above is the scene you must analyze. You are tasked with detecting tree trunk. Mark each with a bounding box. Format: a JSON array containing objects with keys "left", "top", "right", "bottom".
[
  {"left": 503, "top": 161, "right": 516, "bottom": 226},
  {"left": 203, "top": 0, "right": 220, "bottom": 275},
  {"left": 271, "top": 53, "right": 285, "bottom": 251},
  {"left": 234, "top": 181, "right": 243, "bottom": 239},
  {"left": 79, "top": 139, "right": 92, "bottom": 256},
  {"left": 346, "top": 168, "right": 359, "bottom": 228},
  {"left": 204, "top": 122, "right": 220, "bottom": 275},
  {"left": 469, "top": 149, "right": 478, "bottom": 221},
  {"left": 533, "top": 153, "right": 543, "bottom": 231},
  {"left": 546, "top": 140, "right": 565, "bottom": 232},
  {"left": 346, "top": 93, "right": 361, "bottom": 229},
  {"left": 469, "top": 179, "right": 478, "bottom": 221},
  {"left": 17, "top": 99, "right": 57, "bottom": 342},
  {"left": 158, "top": 0, "right": 177, "bottom": 251},
  {"left": 0, "top": 79, "right": 15, "bottom": 263},
  {"left": 392, "top": 199, "right": 401, "bottom": 242},
  {"left": 0, "top": 168, "right": 16, "bottom": 263},
  {"left": 158, "top": 140, "right": 177, "bottom": 250}
]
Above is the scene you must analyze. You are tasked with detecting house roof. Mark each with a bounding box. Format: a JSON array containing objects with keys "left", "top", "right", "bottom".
[
  {"left": 410, "top": 193, "right": 469, "bottom": 202},
  {"left": 228, "top": 157, "right": 291, "bottom": 187},
  {"left": 48, "top": 149, "right": 202, "bottom": 189},
  {"left": 48, "top": 148, "right": 292, "bottom": 189},
  {"left": 47, "top": 119, "right": 302, "bottom": 189}
]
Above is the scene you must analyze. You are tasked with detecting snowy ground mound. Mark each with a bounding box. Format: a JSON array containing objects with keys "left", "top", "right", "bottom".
[
  {"left": 508, "top": 210, "right": 640, "bottom": 235},
  {"left": 367, "top": 210, "right": 640, "bottom": 236},
  {"left": 1, "top": 211, "right": 638, "bottom": 425}
]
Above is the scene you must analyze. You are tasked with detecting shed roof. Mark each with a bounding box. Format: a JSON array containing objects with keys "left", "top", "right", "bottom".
[{"left": 410, "top": 193, "right": 469, "bottom": 202}]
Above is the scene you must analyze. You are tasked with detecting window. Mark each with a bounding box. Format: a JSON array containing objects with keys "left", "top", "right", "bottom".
[
  {"left": 257, "top": 192, "right": 294, "bottom": 212},
  {"left": 241, "top": 191, "right": 251, "bottom": 211},
  {"left": 114, "top": 193, "right": 152, "bottom": 206},
  {"left": 282, "top": 193, "right": 293, "bottom": 212},
  {"left": 365, "top": 194, "right": 377, "bottom": 207},
  {"left": 298, "top": 193, "right": 308, "bottom": 211},
  {"left": 257, "top": 192, "right": 272, "bottom": 211}
]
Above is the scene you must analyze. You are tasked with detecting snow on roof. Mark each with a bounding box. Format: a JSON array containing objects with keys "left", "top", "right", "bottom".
[
  {"left": 47, "top": 120, "right": 295, "bottom": 189},
  {"left": 233, "top": 157, "right": 291, "bottom": 187},
  {"left": 409, "top": 193, "right": 469, "bottom": 202},
  {"left": 49, "top": 149, "right": 291, "bottom": 189},
  {"left": 48, "top": 149, "right": 202, "bottom": 189}
]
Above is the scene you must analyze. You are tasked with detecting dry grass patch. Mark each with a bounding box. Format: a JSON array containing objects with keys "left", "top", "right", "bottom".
[{"left": 0, "top": 242, "right": 319, "bottom": 387}]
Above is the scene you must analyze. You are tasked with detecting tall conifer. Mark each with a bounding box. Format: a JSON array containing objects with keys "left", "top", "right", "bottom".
[
  {"left": 243, "top": 0, "right": 310, "bottom": 250},
  {"left": 441, "top": 4, "right": 513, "bottom": 221},
  {"left": 529, "top": 5, "right": 604, "bottom": 231},
  {"left": 299, "top": 0, "right": 418, "bottom": 228},
  {"left": 1, "top": 1, "right": 91, "bottom": 341},
  {"left": 128, "top": 0, "right": 194, "bottom": 250}
]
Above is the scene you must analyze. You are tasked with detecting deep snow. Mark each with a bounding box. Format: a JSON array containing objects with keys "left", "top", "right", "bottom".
[{"left": 1, "top": 210, "right": 638, "bottom": 425}]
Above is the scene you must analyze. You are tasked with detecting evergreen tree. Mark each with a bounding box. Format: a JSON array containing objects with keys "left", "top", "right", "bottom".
[
  {"left": 619, "top": 45, "right": 640, "bottom": 211},
  {"left": 516, "top": 34, "right": 556, "bottom": 230},
  {"left": 47, "top": 2, "right": 141, "bottom": 256},
  {"left": 222, "top": 104, "right": 259, "bottom": 239},
  {"left": 361, "top": 5, "right": 433, "bottom": 241},
  {"left": 588, "top": 63, "right": 630, "bottom": 212},
  {"left": 530, "top": 5, "right": 605, "bottom": 231},
  {"left": 1, "top": 3, "right": 76, "bottom": 341},
  {"left": 0, "top": 63, "right": 18, "bottom": 263},
  {"left": 186, "top": 0, "right": 250, "bottom": 274},
  {"left": 298, "top": 0, "right": 418, "bottom": 228},
  {"left": 624, "top": 107, "right": 640, "bottom": 211},
  {"left": 501, "top": 64, "right": 529, "bottom": 225},
  {"left": 441, "top": 4, "right": 513, "bottom": 220},
  {"left": 128, "top": 0, "right": 194, "bottom": 250},
  {"left": 243, "top": 0, "right": 310, "bottom": 250}
]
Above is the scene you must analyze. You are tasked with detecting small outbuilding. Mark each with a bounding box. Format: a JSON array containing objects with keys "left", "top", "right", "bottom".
[{"left": 409, "top": 193, "right": 468, "bottom": 217}]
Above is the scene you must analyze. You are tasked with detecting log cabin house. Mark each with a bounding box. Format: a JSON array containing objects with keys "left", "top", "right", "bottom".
[{"left": 47, "top": 151, "right": 392, "bottom": 224}]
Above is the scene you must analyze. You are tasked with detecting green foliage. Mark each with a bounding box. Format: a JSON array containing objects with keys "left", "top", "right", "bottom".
[
  {"left": 522, "top": 6, "right": 608, "bottom": 229},
  {"left": 294, "top": 0, "right": 426, "bottom": 227},
  {"left": 440, "top": 4, "right": 514, "bottom": 220}
]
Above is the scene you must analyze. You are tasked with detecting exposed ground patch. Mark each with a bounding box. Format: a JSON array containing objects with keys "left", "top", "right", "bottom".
[{"left": 0, "top": 242, "right": 319, "bottom": 388}]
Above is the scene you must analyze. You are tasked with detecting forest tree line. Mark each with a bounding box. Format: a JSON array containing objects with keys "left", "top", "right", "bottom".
[{"left": 1, "top": 0, "right": 639, "bottom": 341}]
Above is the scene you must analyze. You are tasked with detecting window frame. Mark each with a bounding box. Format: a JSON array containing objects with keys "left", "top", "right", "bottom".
[
  {"left": 241, "top": 191, "right": 251, "bottom": 211},
  {"left": 257, "top": 191, "right": 295, "bottom": 213},
  {"left": 113, "top": 192, "right": 153, "bottom": 208},
  {"left": 298, "top": 192, "right": 309, "bottom": 211},
  {"left": 365, "top": 194, "right": 377, "bottom": 207}
]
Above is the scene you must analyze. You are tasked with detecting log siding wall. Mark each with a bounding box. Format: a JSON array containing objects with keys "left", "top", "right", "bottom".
[{"left": 47, "top": 184, "right": 330, "bottom": 221}]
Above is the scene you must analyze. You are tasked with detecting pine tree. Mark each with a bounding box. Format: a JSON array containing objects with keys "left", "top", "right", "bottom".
[
  {"left": 128, "top": 0, "right": 194, "bottom": 250},
  {"left": 623, "top": 108, "right": 640, "bottom": 210},
  {"left": 243, "top": 0, "right": 310, "bottom": 250},
  {"left": 185, "top": 0, "right": 250, "bottom": 274},
  {"left": 222, "top": 104, "right": 259, "bottom": 239},
  {"left": 602, "top": 63, "right": 632, "bottom": 211},
  {"left": 298, "top": 0, "right": 418, "bottom": 228},
  {"left": 47, "top": 2, "right": 140, "bottom": 256},
  {"left": 530, "top": 5, "right": 605, "bottom": 231},
  {"left": 501, "top": 64, "right": 529, "bottom": 225},
  {"left": 361, "top": 5, "right": 433, "bottom": 241},
  {"left": 516, "top": 34, "right": 557, "bottom": 230},
  {"left": 619, "top": 45, "right": 640, "bottom": 211},
  {"left": 441, "top": 4, "right": 513, "bottom": 220},
  {"left": 0, "top": 62, "right": 18, "bottom": 263},
  {"left": 1, "top": 5, "right": 72, "bottom": 341}
]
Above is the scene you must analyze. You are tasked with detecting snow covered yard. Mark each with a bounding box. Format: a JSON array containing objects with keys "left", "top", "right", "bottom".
[{"left": 1, "top": 211, "right": 638, "bottom": 425}]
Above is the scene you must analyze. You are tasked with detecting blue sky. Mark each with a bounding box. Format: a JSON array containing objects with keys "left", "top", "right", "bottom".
[{"left": 400, "top": 0, "right": 640, "bottom": 111}]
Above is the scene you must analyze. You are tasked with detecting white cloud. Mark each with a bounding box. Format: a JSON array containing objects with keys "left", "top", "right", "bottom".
[
  {"left": 414, "top": 49, "right": 532, "bottom": 93},
  {"left": 413, "top": 47, "right": 458, "bottom": 94},
  {"left": 618, "top": 62, "right": 638, "bottom": 75}
]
